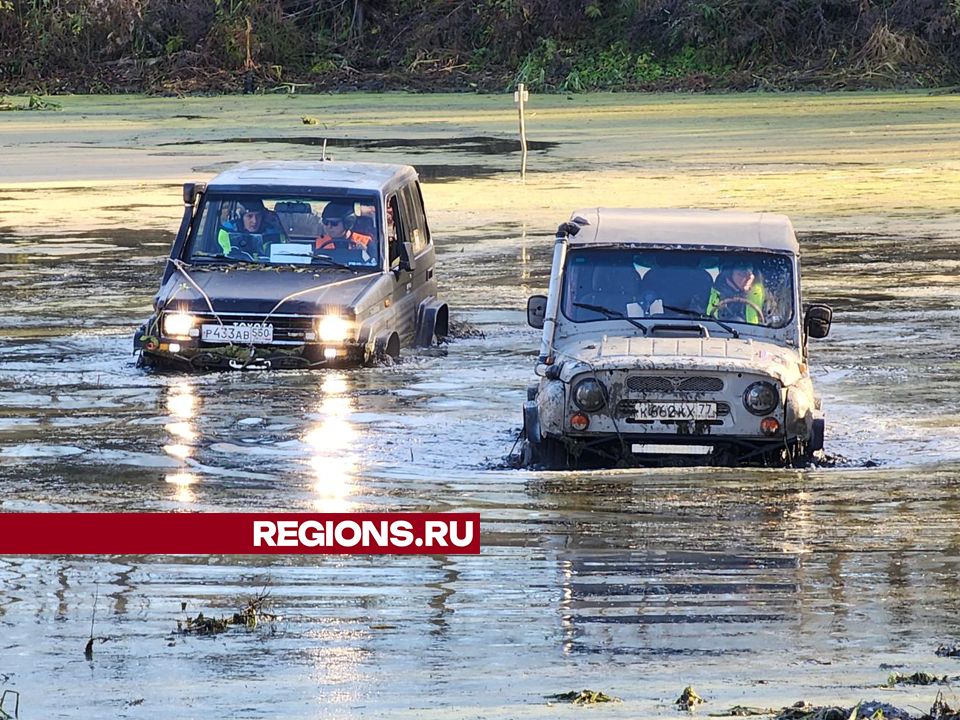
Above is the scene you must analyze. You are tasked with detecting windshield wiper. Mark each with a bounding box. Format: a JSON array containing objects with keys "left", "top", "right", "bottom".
[
  {"left": 269, "top": 250, "right": 360, "bottom": 273},
  {"left": 572, "top": 302, "right": 648, "bottom": 335},
  {"left": 663, "top": 305, "right": 740, "bottom": 338},
  {"left": 307, "top": 253, "right": 359, "bottom": 273}
]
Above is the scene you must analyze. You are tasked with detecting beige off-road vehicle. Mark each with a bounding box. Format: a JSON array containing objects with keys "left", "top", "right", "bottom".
[{"left": 522, "top": 208, "right": 832, "bottom": 468}]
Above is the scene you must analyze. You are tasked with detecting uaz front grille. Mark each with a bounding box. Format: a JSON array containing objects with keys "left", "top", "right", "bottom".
[{"left": 626, "top": 375, "right": 724, "bottom": 393}]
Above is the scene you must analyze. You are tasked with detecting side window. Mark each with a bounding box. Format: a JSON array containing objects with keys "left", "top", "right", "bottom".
[
  {"left": 387, "top": 194, "right": 405, "bottom": 269},
  {"left": 414, "top": 181, "right": 431, "bottom": 246},
  {"left": 399, "top": 183, "right": 429, "bottom": 253}
]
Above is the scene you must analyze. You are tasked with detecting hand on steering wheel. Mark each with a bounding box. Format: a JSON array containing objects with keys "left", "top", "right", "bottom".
[
  {"left": 317, "top": 238, "right": 359, "bottom": 251},
  {"left": 711, "top": 297, "right": 765, "bottom": 324}
]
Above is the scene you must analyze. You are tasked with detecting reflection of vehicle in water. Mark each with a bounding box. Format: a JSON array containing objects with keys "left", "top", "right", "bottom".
[
  {"left": 135, "top": 161, "right": 448, "bottom": 371},
  {"left": 522, "top": 208, "right": 833, "bottom": 468},
  {"left": 555, "top": 549, "right": 800, "bottom": 657}
]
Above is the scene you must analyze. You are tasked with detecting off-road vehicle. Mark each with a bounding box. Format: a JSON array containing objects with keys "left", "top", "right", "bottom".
[
  {"left": 522, "top": 208, "right": 832, "bottom": 467},
  {"left": 135, "top": 160, "right": 448, "bottom": 370}
]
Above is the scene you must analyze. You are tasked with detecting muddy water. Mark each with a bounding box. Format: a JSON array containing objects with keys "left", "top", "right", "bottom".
[{"left": 2, "top": 93, "right": 960, "bottom": 718}]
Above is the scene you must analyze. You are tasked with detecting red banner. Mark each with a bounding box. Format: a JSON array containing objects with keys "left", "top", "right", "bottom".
[{"left": 0, "top": 513, "right": 481, "bottom": 555}]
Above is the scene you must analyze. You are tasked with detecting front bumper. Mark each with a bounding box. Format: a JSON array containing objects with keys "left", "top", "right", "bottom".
[
  {"left": 134, "top": 311, "right": 371, "bottom": 370},
  {"left": 135, "top": 328, "right": 367, "bottom": 371},
  {"left": 547, "top": 431, "right": 800, "bottom": 467}
]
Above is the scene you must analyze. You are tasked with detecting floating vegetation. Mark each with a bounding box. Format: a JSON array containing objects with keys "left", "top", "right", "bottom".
[
  {"left": 777, "top": 700, "right": 917, "bottom": 720},
  {"left": 178, "top": 611, "right": 230, "bottom": 635},
  {"left": 0, "top": 95, "right": 61, "bottom": 111},
  {"left": 887, "top": 672, "right": 948, "bottom": 687},
  {"left": 176, "top": 591, "right": 279, "bottom": 636},
  {"left": 230, "top": 592, "right": 277, "bottom": 630},
  {"left": 929, "top": 692, "right": 960, "bottom": 720},
  {"left": 301, "top": 116, "right": 319, "bottom": 125},
  {"left": 677, "top": 686, "right": 706, "bottom": 711},
  {"left": 548, "top": 689, "right": 619, "bottom": 705},
  {"left": 710, "top": 707, "right": 777, "bottom": 717}
]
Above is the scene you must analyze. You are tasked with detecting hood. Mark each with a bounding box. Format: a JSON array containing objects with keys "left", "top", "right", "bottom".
[
  {"left": 557, "top": 336, "right": 804, "bottom": 386},
  {"left": 159, "top": 266, "right": 381, "bottom": 316}
]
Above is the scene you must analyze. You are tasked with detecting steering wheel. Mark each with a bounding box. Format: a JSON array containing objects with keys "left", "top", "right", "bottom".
[
  {"left": 712, "top": 297, "right": 765, "bottom": 324},
  {"left": 317, "top": 238, "right": 360, "bottom": 251},
  {"left": 228, "top": 247, "right": 258, "bottom": 262}
]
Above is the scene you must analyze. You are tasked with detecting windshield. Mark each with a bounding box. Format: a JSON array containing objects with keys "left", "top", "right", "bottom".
[
  {"left": 185, "top": 195, "right": 381, "bottom": 269},
  {"left": 561, "top": 248, "right": 795, "bottom": 329}
]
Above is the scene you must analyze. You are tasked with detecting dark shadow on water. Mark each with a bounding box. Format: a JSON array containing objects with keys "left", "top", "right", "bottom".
[
  {"left": 161, "top": 135, "right": 559, "bottom": 154},
  {"left": 415, "top": 164, "right": 505, "bottom": 181}
]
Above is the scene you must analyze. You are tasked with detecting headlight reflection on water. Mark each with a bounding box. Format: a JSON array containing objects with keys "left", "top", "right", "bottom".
[
  {"left": 166, "top": 381, "right": 196, "bottom": 420},
  {"left": 163, "top": 382, "right": 201, "bottom": 504},
  {"left": 165, "top": 472, "right": 197, "bottom": 504},
  {"left": 307, "top": 372, "right": 359, "bottom": 513},
  {"left": 165, "top": 422, "right": 197, "bottom": 441},
  {"left": 163, "top": 443, "right": 191, "bottom": 460}
]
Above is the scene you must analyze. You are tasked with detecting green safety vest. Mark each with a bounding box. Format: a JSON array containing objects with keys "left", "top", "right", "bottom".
[
  {"left": 217, "top": 226, "right": 286, "bottom": 256},
  {"left": 706, "top": 279, "right": 765, "bottom": 325}
]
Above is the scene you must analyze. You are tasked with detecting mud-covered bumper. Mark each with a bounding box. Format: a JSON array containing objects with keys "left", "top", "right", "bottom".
[
  {"left": 547, "top": 431, "right": 800, "bottom": 466},
  {"left": 134, "top": 326, "right": 367, "bottom": 370}
]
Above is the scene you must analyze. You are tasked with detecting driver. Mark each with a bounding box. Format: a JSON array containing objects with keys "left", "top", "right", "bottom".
[
  {"left": 218, "top": 199, "right": 285, "bottom": 258},
  {"left": 706, "top": 258, "right": 766, "bottom": 324},
  {"left": 315, "top": 201, "right": 373, "bottom": 251}
]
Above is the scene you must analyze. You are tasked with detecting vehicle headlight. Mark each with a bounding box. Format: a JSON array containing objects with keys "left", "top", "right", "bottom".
[
  {"left": 163, "top": 312, "right": 195, "bottom": 337},
  {"left": 572, "top": 378, "right": 606, "bottom": 412},
  {"left": 317, "top": 316, "right": 351, "bottom": 343},
  {"left": 743, "top": 381, "right": 780, "bottom": 416}
]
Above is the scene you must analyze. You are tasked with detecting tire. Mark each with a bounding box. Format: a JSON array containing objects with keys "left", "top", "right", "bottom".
[
  {"left": 810, "top": 418, "right": 825, "bottom": 452},
  {"left": 528, "top": 436, "right": 568, "bottom": 469},
  {"left": 791, "top": 443, "right": 813, "bottom": 468},
  {"left": 371, "top": 332, "right": 401, "bottom": 365}
]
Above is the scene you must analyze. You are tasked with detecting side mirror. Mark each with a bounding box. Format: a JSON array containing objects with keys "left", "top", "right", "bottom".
[
  {"left": 527, "top": 295, "right": 547, "bottom": 329},
  {"left": 400, "top": 241, "right": 417, "bottom": 272},
  {"left": 183, "top": 182, "right": 205, "bottom": 205},
  {"left": 805, "top": 304, "right": 833, "bottom": 339}
]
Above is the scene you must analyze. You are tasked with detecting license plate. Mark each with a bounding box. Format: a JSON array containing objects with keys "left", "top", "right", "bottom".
[
  {"left": 201, "top": 322, "right": 274, "bottom": 344},
  {"left": 634, "top": 402, "right": 717, "bottom": 420},
  {"left": 632, "top": 443, "right": 713, "bottom": 455}
]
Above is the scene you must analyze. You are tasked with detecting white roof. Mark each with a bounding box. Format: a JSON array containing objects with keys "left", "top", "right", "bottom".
[
  {"left": 568, "top": 208, "right": 799, "bottom": 253},
  {"left": 207, "top": 160, "right": 417, "bottom": 193}
]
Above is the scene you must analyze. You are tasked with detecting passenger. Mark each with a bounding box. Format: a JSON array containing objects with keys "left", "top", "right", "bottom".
[
  {"left": 641, "top": 253, "right": 713, "bottom": 314},
  {"left": 566, "top": 258, "right": 641, "bottom": 319},
  {"left": 706, "top": 259, "right": 766, "bottom": 324},
  {"left": 315, "top": 201, "right": 373, "bottom": 251},
  {"left": 353, "top": 203, "right": 379, "bottom": 239},
  {"left": 217, "top": 199, "right": 285, "bottom": 257},
  {"left": 594, "top": 264, "right": 642, "bottom": 316}
]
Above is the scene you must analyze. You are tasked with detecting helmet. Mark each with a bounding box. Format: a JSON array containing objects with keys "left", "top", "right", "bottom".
[
  {"left": 720, "top": 256, "right": 756, "bottom": 273},
  {"left": 321, "top": 201, "right": 356, "bottom": 229},
  {"left": 238, "top": 198, "right": 266, "bottom": 215}
]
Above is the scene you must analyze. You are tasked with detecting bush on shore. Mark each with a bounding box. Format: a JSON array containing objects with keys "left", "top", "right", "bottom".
[{"left": 0, "top": 0, "right": 958, "bottom": 94}]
